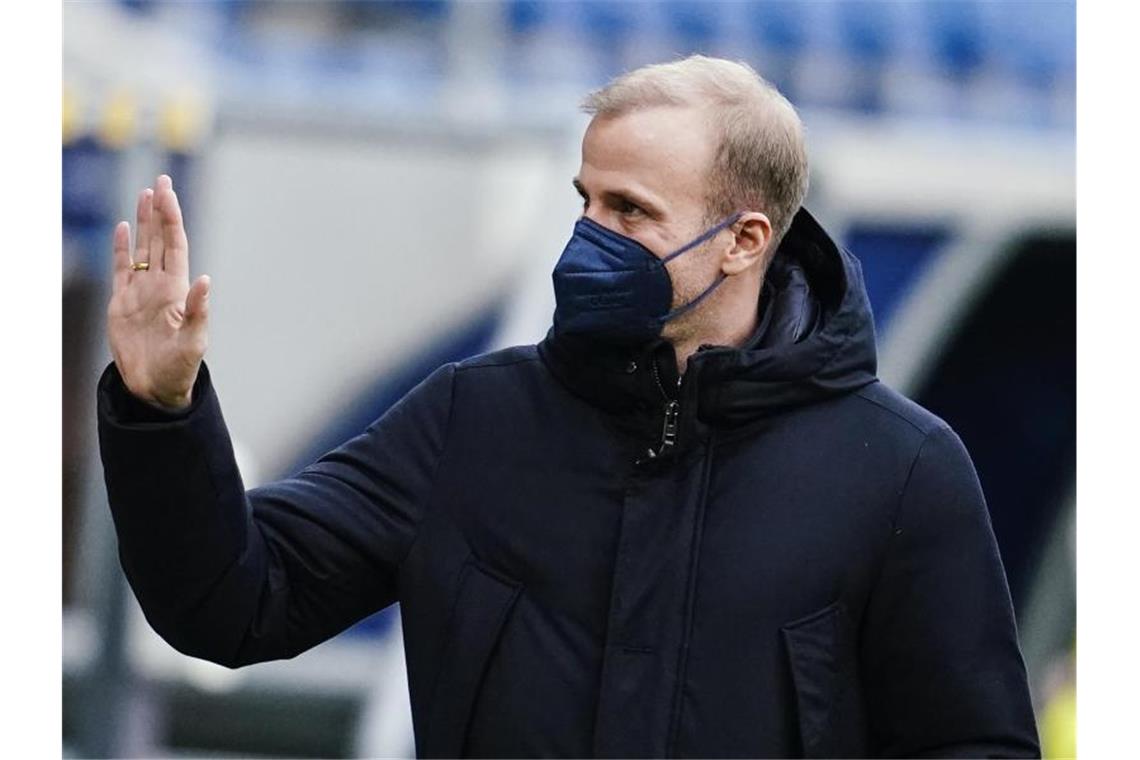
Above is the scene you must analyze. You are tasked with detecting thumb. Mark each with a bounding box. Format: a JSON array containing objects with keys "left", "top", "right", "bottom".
[{"left": 185, "top": 274, "right": 211, "bottom": 324}]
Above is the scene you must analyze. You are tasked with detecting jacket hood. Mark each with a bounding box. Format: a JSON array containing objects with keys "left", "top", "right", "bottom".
[
  {"left": 538, "top": 207, "right": 879, "bottom": 427},
  {"left": 692, "top": 207, "right": 879, "bottom": 425}
]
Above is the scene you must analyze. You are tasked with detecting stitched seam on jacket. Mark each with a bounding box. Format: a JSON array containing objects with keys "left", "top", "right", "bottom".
[
  {"left": 457, "top": 580, "right": 525, "bottom": 755},
  {"left": 890, "top": 427, "right": 949, "bottom": 530},
  {"left": 453, "top": 355, "right": 541, "bottom": 372},
  {"left": 422, "top": 552, "right": 476, "bottom": 749},
  {"left": 857, "top": 426, "right": 945, "bottom": 632},
  {"left": 665, "top": 434, "right": 717, "bottom": 757},
  {"left": 398, "top": 362, "right": 458, "bottom": 570},
  {"left": 590, "top": 475, "right": 640, "bottom": 756},
  {"left": 852, "top": 387, "right": 940, "bottom": 436},
  {"left": 814, "top": 605, "right": 849, "bottom": 751}
]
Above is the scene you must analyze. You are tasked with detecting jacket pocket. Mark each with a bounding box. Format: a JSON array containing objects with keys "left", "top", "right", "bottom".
[
  {"left": 422, "top": 558, "right": 523, "bottom": 758},
  {"left": 780, "top": 600, "right": 849, "bottom": 758}
]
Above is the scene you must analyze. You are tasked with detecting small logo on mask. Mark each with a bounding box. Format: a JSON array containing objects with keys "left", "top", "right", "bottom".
[{"left": 580, "top": 290, "right": 635, "bottom": 309}]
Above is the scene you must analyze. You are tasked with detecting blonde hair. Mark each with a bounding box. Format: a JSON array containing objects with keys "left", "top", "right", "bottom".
[{"left": 581, "top": 54, "right": 808, "bottom": 244}]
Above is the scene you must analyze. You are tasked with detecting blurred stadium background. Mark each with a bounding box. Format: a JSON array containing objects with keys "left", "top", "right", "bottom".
[{"left": 62, "top": 1, "right": 1075, "bottom": 757}]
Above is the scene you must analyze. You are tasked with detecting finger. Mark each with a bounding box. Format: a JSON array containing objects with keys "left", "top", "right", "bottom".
[
  {"left": 156, "top": 178, "right": 189, "bottom": 280},
  {"left": 149, "top": 176, "right": 167, "bottom": 271},
  {"left": 185, "top": 274, "right": 211, "bottom": 325},
  {"left": 112, "top": 221, "right": 131, "bottom": 295},
  {"left": 133, "top": 188, "right": 153, "bottom": 266}
]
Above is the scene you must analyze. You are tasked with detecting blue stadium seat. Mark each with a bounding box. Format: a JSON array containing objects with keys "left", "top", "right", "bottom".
[
  {"left": 924, "top": 0, "right": 987, "bottom": 80},
  {"left": 665, "top": 0, "right": 725, "bottom": 52}
]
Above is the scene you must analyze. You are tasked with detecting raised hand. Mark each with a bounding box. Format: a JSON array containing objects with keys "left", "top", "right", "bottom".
[{"left": 107, "top": 174, "right": 211, "bottom": 411}]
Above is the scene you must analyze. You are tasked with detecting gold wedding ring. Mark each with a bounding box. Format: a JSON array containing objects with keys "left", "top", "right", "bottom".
[{"left": 131, "top": 261, "right": 150, "bottom": 272}]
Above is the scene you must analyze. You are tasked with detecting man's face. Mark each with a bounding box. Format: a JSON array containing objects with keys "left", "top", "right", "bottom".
[{"left": 574, "top": 105, "right": 731, "bottom": 325}]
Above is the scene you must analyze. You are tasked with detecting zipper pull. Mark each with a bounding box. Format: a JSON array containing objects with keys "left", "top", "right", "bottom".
[{"left": 646, "top": 400, "right": 680, "bottom": 459}]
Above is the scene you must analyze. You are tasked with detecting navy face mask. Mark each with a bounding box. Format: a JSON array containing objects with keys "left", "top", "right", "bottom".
[{"left": 552, "top": 211, "right": 743, "bottom": 344}]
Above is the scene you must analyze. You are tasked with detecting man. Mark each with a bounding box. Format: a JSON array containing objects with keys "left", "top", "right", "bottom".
[{"left": 98, "top": 56, "right": 1039, "bottom": 758}]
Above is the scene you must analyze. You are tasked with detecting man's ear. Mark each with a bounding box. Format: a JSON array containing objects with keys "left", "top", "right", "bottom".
[{"left": 721, "top": 211, "right": 772, "bottom": 276}]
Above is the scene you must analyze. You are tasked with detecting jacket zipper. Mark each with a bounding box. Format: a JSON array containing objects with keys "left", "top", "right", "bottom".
[{"left": 646, "top": 361, "right": 683, "bottom": 460}]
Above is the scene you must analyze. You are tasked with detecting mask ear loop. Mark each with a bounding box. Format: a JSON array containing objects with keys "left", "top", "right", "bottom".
[
  {"left": 657, "top": 211, "right": 745, "bottom": 324},
  {"left": 660, "top": 272, "right": 728, "bottom": 323},
  {"left": 660, "top": 211, "right": 744, "bottom": 264}
]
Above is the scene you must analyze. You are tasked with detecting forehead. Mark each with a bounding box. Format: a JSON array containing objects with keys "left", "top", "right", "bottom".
[{"left": 580, "top": 105, "right": 716, "bottom": 215}]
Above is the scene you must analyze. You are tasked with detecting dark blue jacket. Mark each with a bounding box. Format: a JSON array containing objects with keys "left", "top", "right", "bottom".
[{"left": 98, "top": 209, "right": 1039, "bottom": 758}]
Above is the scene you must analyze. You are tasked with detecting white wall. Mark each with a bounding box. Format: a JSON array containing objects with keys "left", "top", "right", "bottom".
[{"left": 194, "top": 115, "right": 581, "bottom": 476}]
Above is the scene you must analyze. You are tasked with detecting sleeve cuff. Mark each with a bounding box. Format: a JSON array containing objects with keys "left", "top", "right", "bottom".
[{"left": 97, "top": 361, "right": 213, "bottom": 426}]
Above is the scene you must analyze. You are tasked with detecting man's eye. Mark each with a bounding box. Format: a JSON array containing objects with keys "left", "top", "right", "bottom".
[{"left": 617, "top": 199, "right": 643, "bottom": 216}]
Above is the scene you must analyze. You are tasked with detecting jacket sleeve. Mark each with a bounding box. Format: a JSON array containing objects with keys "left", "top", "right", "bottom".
[
  {"left": 859, "top": 425, "right": 1041, "bottom": 758},
  {"left": 97, "top": 359, "right": 455, "bottom": 668}
]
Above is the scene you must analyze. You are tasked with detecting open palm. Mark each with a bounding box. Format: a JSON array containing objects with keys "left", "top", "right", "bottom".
[{"left": 107, "top": 174, "right": 211, "bottom": 411}]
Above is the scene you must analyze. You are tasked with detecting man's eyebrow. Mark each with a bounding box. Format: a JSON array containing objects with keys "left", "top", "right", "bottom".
[{"left": 572, "top": 178, "right": 665, "bottom": 217}]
